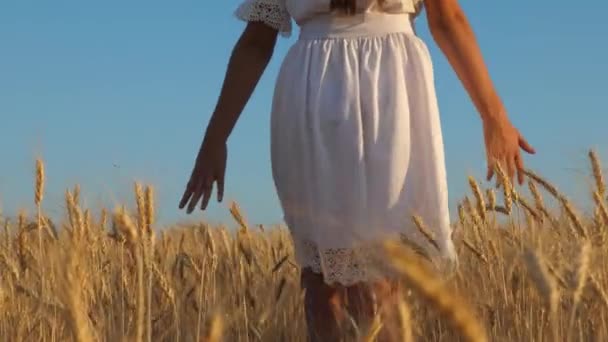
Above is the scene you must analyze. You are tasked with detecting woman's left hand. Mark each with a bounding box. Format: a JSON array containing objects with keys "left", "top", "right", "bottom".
[{"left": 483, "top": 115, "right": 535, "bottom": 185}]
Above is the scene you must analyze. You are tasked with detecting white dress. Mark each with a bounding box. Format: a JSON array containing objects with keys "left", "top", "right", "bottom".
[{"left": 236, "top": 0, "right": 458, "bottom": 285}]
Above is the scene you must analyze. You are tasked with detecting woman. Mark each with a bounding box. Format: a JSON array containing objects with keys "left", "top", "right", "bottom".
[{"left": 179, "top": 0, "right": 535, "bottom": 340}]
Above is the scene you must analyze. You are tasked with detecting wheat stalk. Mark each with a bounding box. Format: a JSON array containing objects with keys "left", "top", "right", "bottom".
[
  {"left": 562, "top": 200, "right": 588, "bottom": 238},
  {"left": 0, "top": 249, "right": 19, "bottom": 281},
  {"left": 524, "top": 170, "right": 566, "bottom": 201},
  {"left": 100, "top": 208, "right": 108, "bottom": 231},
  {"left": 397, "top": 298, "right": 413, "bottom": 342},
  {"left": 144, "top": 185, "right": 155, "bottom": 235},
  {"left": 523, "top": 248, "right": 559, "bottom": 312},
  {"left": 486, "top": 189, "right": 496, "bottom": 212},
  {"left": 34, "top": 159, "right": 46, "bottom": 303},
  {"left": 590, "top": 275, "right": 608, "bottom": 309},
  {"left": 60, "top": 239, "right": 95, "bottom": 342},
  {"left": 495, "top": 164, "right": 513, "bottom": 214},
  {"left": 385, "top": 241, "right": 487, "bottom": 342},
  {"left": 589, "top": 149, "right": 605, "bottom": 199},
  {"left": 567, "top": 240, "right": 591, "bottom": 341},
  {"left": 593, "top": 191, "right": 608, "bottom": 225},
  {"left": 134, "top": 182, "right": 146, "bottom": 234},
  {"left": 523, "top": 247, "right": 559, "bottom": 340},
  {"left": 151, "top": 263, "right": 179, "bottom": 341},
  {"left": 205, "top": 315, "right": 224, "bottom": 342},
  {"left": 113, "top": 207, "right": 144, "bottom": 342},
  {"left": 362, "top": 315, "right": 383, "bottom": 342},
  {"left": 72, "top": 184, "right": 80, "bottom": 205},
  {"left": 468, "top": 176, "right": 487, "bottom": 222},
  {"left": 571, "top": 241, "right": 591, "bottom": 306},
  {"left": 528, "top": 180, "right": 554, "bottom": 226},
  {"left": 462, "top": 239, "right": 488, "bottom": 265},
  {"left": 411, "top": 215, "right": 440, "bottom": 251},
  {"left": 230, "top": 201, "right": 249, "bottom": 232}
]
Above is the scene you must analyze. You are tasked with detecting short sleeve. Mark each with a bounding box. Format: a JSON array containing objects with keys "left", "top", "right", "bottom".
[{"left": 235, "top": 0, "right": 292, "bottom": 37}]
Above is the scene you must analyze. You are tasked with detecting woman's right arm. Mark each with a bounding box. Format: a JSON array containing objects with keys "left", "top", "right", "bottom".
[
  {"left": 179, "top": 22, "right": 278, "bottom": 213},
  {"left": 205, "top": 22, "right": 279, "bottom": 144}
]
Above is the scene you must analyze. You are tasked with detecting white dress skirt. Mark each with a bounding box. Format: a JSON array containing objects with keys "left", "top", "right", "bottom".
[{"left": 237, "top": 0, "right": 458, "bottom": 286}]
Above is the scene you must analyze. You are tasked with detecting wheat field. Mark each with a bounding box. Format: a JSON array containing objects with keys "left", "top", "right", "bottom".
[{"left": 1, "top": 150, "right": 608, "bottom": 342}]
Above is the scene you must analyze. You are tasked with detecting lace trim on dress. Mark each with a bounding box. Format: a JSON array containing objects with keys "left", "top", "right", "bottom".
[
  {"left": 296, "top": 239, "right": 402, "bottom": 286},
  {"left": 295, "top": 235, "right": 455, "bottom": 286},
  {"left": 235, "top": 0, "right": 292, "bottom": 37}
]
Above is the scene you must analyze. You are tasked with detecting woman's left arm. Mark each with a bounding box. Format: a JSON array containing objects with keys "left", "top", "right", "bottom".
[{"left": 423, "top": 0, "right": 535, "bottom": 185}]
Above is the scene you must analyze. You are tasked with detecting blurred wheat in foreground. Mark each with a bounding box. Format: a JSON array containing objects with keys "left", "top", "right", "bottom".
[{"left": 1, "top": 150, "right": 608, "bottom": 342}]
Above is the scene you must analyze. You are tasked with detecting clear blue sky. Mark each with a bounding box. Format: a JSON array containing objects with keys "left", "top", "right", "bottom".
[{"left": 1, "top": 1, "right": 606, "bottom": 226}]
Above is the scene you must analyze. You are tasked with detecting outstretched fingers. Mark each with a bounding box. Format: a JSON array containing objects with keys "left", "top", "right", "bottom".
[
  {"left": 180, "top": 169, "right": 224, "bottom": 213},
  {"left": 201, "top": 178, "right": 214, "bottom": 210},
  {"left": 217, "top": 173, "right": 225, "bottom": 203},
  {"left": 486, "top": 156, "right": 496, "bottom": 181},
  {"left": 507, "top": 157, "right": 516, "bottom": 185},
  {"left": 179, "top": 181, "right": 195, "bottom": 210},
  {"left": 515, "top": 153, "right": 525, "bottom": 185},
  {"left": 187, "top": 181, "right": 205, "bottom": 214},
  {"left": 519, "top": 135, "right": 536, "bottom": 154}
]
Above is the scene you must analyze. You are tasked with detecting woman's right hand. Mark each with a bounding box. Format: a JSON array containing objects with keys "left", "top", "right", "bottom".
[
  {"left": 177, "top": 21, "right": 279, "bottom": 214},
  {"left": 179, "top": 137, "right": 227, "bottom": 214}
]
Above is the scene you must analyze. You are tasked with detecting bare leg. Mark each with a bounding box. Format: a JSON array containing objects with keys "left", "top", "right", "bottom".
[
  {"left": 345, "top": 278, "right": 402, "bottom": 342},
  {"left": 301, "top": 267, "right": 403, "bottom": 342},
  {"left": 301, "top": 268, "right": 346, "bottom": 341}
]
